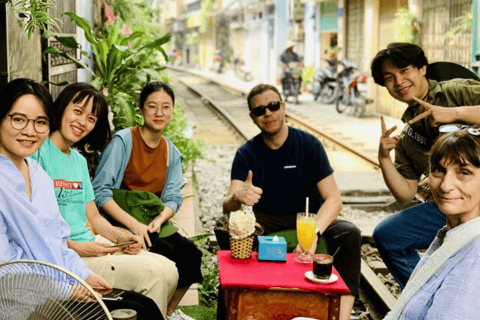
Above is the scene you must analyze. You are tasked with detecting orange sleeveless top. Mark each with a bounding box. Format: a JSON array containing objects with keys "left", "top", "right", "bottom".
[{"left": 120, "top": 127, "right": 168, "bottom": 197}]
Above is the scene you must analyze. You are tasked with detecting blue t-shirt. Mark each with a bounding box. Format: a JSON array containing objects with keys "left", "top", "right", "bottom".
[
  {"left": 31, "top": 138, "right": 96, "bottom": 242},
  {"left": 231, "top": 127, "right": 334, "bottom": 217}
]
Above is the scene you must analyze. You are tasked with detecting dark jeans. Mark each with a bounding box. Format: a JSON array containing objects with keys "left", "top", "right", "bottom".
[
  {"left": 149, "top": 232, "right": 203, "bottom": 288},
  {"left": 373, "top": 201, "right": 445, "bottom": 288}
]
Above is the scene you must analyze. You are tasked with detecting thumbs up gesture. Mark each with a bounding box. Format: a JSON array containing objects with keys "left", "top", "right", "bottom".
[{"left": 236, "top": 170, "right": 263, "bottom": 206}]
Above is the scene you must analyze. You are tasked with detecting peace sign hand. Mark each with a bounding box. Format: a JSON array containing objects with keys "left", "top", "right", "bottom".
[
  {"left": 408, "top": 96, "right": 456, "bottom": 127},
  {"left": 379, "top": 116, "right": 400, "bottom": 160}
]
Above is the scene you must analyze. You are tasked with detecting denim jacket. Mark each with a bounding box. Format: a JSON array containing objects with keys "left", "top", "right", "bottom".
[{"left": 92, "top": 128, "right": 184, "bottom": 213}]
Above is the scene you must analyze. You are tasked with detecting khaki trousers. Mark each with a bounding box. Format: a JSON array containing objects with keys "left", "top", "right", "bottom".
[{"left": 82, "top": 235, "right": 179, "bottom": 318}]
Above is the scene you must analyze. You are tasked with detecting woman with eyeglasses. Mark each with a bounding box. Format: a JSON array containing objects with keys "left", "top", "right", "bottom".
[
  {"left": 92, "top": 81, "right": 203, "bottom": 319},
  {"left": 385, "top": 126, "right": 480, "bottom": 319},
  {"left": 30, "top": 82, "right": 177, "bottom": 319},
  {"left": 0, "top": 78, "right": 116, "bottom": 305}
]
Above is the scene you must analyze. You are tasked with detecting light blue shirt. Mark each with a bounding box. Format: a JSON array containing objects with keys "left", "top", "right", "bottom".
[
  {"left": 400, "top": 225, "right": 480, "bottom": 319},
  {"left": 0, "top": 155, "right": 92, "bottom": 280}
]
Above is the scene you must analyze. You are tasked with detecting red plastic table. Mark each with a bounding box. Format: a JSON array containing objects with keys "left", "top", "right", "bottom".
[{"left": 218, "top": 250, "right": 351, "bottom": 320}]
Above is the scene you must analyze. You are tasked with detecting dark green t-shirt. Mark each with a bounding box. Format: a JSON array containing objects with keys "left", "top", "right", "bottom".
[{"left": 395, "top": 78, "right": 480, "bottom": 180}]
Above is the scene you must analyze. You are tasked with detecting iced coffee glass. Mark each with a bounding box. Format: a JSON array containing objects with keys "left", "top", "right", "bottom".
[{"left": 313, "top": 254, "right": 333, "bottom": 279}]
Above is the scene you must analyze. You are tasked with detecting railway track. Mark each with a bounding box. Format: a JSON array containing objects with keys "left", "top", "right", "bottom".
[{"left": 169, "top": 68, "right": 398, "bottom": 319}]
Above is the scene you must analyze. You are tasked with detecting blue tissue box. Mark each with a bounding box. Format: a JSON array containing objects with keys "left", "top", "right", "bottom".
[{"left": 258, "top": 236, "right": 287, "bottom": 262}]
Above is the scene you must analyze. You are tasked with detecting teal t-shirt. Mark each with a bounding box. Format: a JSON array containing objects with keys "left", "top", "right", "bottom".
[{"left": 30, "top": 138, "right": 96, "bottom": 242}]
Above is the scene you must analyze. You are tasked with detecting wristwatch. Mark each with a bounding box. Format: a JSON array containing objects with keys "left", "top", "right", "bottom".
[{"left": 315, "top": 227, "right": 321, "bottom": 238}]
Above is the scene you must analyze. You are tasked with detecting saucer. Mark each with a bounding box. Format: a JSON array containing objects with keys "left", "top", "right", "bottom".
[{"left": 305, "top": 271, "right": 338, "bottom": 284}]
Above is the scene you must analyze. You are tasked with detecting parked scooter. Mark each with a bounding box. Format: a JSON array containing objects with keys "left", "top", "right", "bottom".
[
  {"left": 213, "top": 50, "right": 224, "bottom": 73},
  {"left": 334, "top": 59, "right": 373, "bottom": 117},
  {"left": 309, "top": 59, "right": 338, "bottom": 102},
  {"left": 282, "top": 61, "right": 303, "bottom": 104},
  {"left": 234, "top": 58, "right": 253, "bottom": 81}
]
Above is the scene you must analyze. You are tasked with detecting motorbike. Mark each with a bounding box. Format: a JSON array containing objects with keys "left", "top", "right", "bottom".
[
  {"left": 309, "top": 59, "right": 338, "bottom": 102},
  {"left": 334, "top": 59, "right": 374, "bottom": 117},
  {"left": 234, "top": 58, "right": 253, "bottom": 81},
  {"left": 213, "top": 50, "right": 224, "bottom": 73},
  {"left": 282, "top": 61, "right": 303, "bottom": 104}
]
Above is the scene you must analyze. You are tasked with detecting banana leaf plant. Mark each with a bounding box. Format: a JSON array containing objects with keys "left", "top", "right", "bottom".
[{"left": 44, "top": 12, "right": 171, "bottom": 129}]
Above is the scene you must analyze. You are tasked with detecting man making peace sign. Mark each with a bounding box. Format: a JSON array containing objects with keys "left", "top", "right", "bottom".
[{"left": 371, "top": 42, "right": 480, "bottom": 288}]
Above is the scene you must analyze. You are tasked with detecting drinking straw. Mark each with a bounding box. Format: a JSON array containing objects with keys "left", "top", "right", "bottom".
[{"left": 305, "top": 197, "right": 309, "bottom": 216}]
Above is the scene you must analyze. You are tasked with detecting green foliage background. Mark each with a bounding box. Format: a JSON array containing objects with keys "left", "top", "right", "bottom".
[{"left": 43, "top": 2, "right": 204, "bottom": 172}]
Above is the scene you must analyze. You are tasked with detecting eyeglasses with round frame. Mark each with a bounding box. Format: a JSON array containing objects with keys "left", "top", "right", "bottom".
[
  {"left": 439, "top": 123, "right": 480, "bottom": 136},
  {"left": 144, "top": 104, "right": 174, "bottom": 116},
  {"left": 7, "top": 114, "right": 49, "bottom": 134}
]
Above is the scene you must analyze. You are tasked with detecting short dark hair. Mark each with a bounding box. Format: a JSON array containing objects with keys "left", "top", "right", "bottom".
[
  {"left": 430, "top": 128, "right": 480, "bottom": 171},
  {"left": 371, "top": 42, "right": 428, "bottom": 86},
  {"left": 53, "top": 82, "right": 111, "bottom": 152},
  {"left": 139, "top": 81, "right": 175, "bottom": 109},
  {"left": 247, "top": 84, "right": 283, "bottom": 111},
  {"left": 0, "top": 78, "right": 54, "bottom": 131}
]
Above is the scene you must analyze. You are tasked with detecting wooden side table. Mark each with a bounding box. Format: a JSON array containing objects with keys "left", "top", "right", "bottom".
[{"left": 217, "top": 250, "right": 350, "bottom": 320}]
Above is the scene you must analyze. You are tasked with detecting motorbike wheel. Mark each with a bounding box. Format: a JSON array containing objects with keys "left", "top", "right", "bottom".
[
  {"left": 313, "top": 92, "right": 320, "bottom": 101},
  {"left": 293, "top": 82, "right": 300, "bottom": 104},
  {"left": 353, "top": 96, "right": 366, "bottom": 118},
  {"left": 336, "top": 99, "right": 348, "bottom": 114},
  {"left": 319, "top": 85, "right": 337, "bottom": 104}
]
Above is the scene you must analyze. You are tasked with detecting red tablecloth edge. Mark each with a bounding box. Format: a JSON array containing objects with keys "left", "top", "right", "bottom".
[{"left": 217, "top": 250, "right": 351, "bottom": 296}]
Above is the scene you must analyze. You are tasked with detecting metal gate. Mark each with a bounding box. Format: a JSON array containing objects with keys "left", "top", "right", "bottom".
[
  {"left": 42, "top": 0, "right": 77, "bottom": 99},
  {"left": 422, "top": 0, "right": 472, "bottom": 68},
  {"left": 345, "top": 0, "right": 364, "bottom": 70}
]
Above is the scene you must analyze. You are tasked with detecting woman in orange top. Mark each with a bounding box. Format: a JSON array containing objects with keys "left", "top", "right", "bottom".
[{"left": 93, "top": 81, "right": 202, "bottom": 318}]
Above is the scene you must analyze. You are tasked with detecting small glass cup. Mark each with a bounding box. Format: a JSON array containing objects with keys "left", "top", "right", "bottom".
[{"left": 312, "top": 254, "right": 333, "bottom": 280}]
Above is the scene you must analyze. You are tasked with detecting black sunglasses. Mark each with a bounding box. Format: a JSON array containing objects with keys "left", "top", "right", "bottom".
[{"left": 250, "top": 101, "right": 282, "bottom": 117}]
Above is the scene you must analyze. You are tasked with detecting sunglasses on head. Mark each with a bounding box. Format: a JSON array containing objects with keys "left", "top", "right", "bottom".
[
  {"left": 439, "top": 123, "right": 480, "bottom": 136},
  {"left": 250, "top": 101, "right": 282, "bottom": 117}
]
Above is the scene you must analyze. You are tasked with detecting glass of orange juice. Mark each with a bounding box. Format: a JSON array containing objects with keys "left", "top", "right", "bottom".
[{"left": 296, "top": 212, "right": 317, "bottom": 263}]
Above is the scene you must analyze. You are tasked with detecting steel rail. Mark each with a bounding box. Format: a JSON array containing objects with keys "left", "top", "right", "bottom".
[{"left": 177, "top": 78, "right": 252, "bottom": 142}]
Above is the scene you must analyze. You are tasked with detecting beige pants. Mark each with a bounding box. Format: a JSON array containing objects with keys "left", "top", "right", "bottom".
[{"left": 82, "top": 235, "right": 179, "bottom": 317}]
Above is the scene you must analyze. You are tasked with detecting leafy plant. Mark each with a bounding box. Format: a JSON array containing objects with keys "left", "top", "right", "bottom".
[
  {"left": 445, "top": 11, "right": 472, "bottom": 46},
  {"left": 164, "top": 104, "right": 205, "bottom": 173},
  {"left": 199, "top": 0, "right": 214, "bottom": 34},
  {"left": 107, "top": 0, "right": 164, "bottom": 38},
  {"left": 44, "top": 12, "right": 170, "bottom": 128},
  {"left": 197, "top": 249, "right": 219, "bottom": 307},
  {"left": 186, "top": 32, "right": 200, "bottom": 46},
  {"left": 8, "top": 0, "right": 59, "bottom": 40},
  {"left": 393, "top": 8, "right": 421, "bottom": 44}
]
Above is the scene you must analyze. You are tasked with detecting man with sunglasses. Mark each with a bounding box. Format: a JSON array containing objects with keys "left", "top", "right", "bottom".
[
  {"left": 370, "top": 42, "right": 480, "bottom": 289},
  {"left": 221, "top": 84, "right": 361, "bottom": 320}
]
